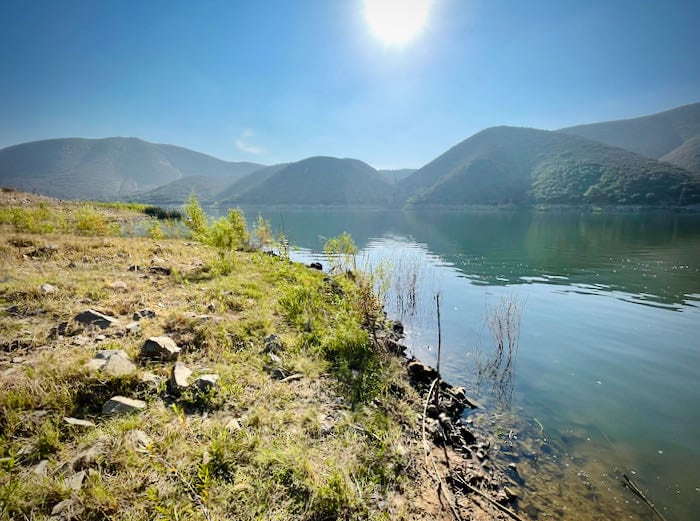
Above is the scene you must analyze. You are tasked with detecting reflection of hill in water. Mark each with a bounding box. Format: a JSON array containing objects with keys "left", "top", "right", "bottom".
[{"left": 226, "top": 206, "right": 700, "bottom": 307}]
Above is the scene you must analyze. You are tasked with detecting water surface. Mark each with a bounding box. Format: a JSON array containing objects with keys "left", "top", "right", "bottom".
[{"left": 232, "top": 207, "right": 700, "bottom": 520}]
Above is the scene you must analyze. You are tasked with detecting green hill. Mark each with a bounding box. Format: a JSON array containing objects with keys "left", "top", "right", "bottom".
[
  {"left": 231, "top": 156, "right": 394, "bottom": 206},
  {"left": 132, "top": 175, "right": 239, "bottom": 205},
  {"left": 559, "top": 102, "right": 700, "bottom": 171},
  {"left": 218, "top": 163, "right": 290, "bottom": 203},
  {"left": 0, "top": 137, "right": 263, "bottom": 201},
  {"left": 399, "top": 126, "right": 700, "bottom": 206}
]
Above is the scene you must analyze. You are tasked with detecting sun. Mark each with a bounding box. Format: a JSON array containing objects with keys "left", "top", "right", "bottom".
[{"left": 364, "top": 0, "right": 433, "bottom": 46}]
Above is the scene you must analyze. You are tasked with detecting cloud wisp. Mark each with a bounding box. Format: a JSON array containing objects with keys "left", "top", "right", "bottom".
[{"left": 234, "top": 129, "right": 264, "bottom": 155}]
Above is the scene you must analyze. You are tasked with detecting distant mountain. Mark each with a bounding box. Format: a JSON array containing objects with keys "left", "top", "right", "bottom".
[
  {"left": 379, "top": 168, "right": 417, "bottom": 184},
  {"left": 230, "top": 156, "right": 394, "bottom": 205},
  {"left": 133, "top": 175, "right": 239, "bottom": 205},
  {"left": 0, "top": 137, "right": 263, "bottom": 201},
  {"left": 559, "top": 102, "right": 700, "bottom": 172},
  {"left": 399, "top": 126, "right": 700, "bottom": 206},
  {"left": 218, "top": 164, "right": 290, "bottom": 203}
]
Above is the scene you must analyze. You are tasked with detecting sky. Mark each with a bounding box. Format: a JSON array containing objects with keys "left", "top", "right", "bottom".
[{"left": 1, "top": 0, "right": 699, "bottom": 169}]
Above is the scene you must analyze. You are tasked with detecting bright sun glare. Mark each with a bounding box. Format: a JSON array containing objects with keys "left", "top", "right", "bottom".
[{"left": 364, "top": 0, "right": 433, "bottom": 45}]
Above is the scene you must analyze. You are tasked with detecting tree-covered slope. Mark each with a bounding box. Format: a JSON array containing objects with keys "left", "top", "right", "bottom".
[
  {"left": 233, "top": 156, "right": 394, "bottom": 205},
  {"left": 131, "top": 175, "right": 238, "bottom": 205},
  {"left": 400, "top": 126, "right": 700, "bottom": 206},
  {"left": 559, "top": 102, "right": 700, "bottom": 170},
  {"left": 0, "top": 137, "right": 263, "bottom": 201},
  {"left": 218, "top": 163, "right": 290, "bottom": 203}
]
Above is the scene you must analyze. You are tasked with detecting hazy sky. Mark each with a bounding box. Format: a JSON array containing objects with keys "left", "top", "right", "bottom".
[{"left": 1, "top": 0, "right": 699, "bottom": 168}]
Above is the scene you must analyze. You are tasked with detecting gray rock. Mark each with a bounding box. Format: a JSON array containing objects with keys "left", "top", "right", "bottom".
[
  {"left": 132, "top": 309, "right": 156, "bottom": 321},
  {"left": 124, "top": 429, "right": 151, "bottom": 452},
  {"left": 193, "top": 374, "right": 219, "bottom": 392},
  {"left": 50, "top": 497, "right": 84, "bottom": 519},
  {"left": 225, "top": 417, "right": 242, "bottom": 431},
  {"left": 72, "top": 436, "right": 110, "bottom": 470},
  {"left": 33, "top": 459, "right": 50, "bottom": 477},
  {"left": 169, "top": 362, "right": 192, "bottom": 392},
  {"left": 87, "top": 350, "right": 136, "bottom": 376},
  {"left": 109, "top": 281, "right": 128, "bottom": 291},
  {"left": 39, "top": 283, "right": 57, "bottom": 294},
  {"left": 141, "top": 336, "right": 181, "bottom": 360},
  {"left": 263, "top": 334, "right": 283, "bottom": 353},
  {"left": 74, "top": 309, "right": 119, "bottom": 329},
  {"left": 63, "top": 417, "right": 96, "bottom": 428},
  {"left": 65, "top": 470, "right": 86, "bottom": 491},
  {"left": 267, "top": 352, "right": 282, "bottom": 365},
  {"left": 102, "top": 396, "right": 147, "bottom": 415},
  {"left": 407, "top": 360, "right": 439, "bottom": 386}
]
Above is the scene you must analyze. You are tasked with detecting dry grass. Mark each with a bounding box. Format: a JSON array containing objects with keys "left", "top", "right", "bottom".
[{"left": 0, "top": 194, "right": 453, "bottom": 521}]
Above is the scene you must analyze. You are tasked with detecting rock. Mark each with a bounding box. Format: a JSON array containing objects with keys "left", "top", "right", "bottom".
[
  {"left": 124, "top": 321, "right": 141, "bottom": 334},
  {"left": 39, "top": 283, "right": 57, "bottom": 294},
  {"left": 407, "top": 360, "right": 439, "bottom": 386},
  {"left": 124, "top": 429, "right": 151, "bottom": 452},
  {"left": 391, "top": 320, "right": 405, "bottom": 337},
  {"left": 50, "top": 498, "right": 84, "bottom": 519},
  {"left": 269, "top": 368, "right": 286, "bottom": 380},
  {"left": 263, "top": 334, "right": 283, "bottom": 353},
  {"left": 192, "top": 374, "right": 219, "bottom": 392},
  {"left": 87, "top": 350, "right": 136, "bottom": 376},
  {"left": 33, "top": 459, "right": 50, "bottom": 477},
  {"left": 65, "top": 470, "right": 86, "bottom": 491},
  {"left": 108, "top": 281, "right": 128, "bottom": 291},
  {"left": 225, "top": 417, "right": 242, "bottom": 432},
  {"left": 132, "top": 309, "right": 156, "bottom": 321},
  {"left": 169, "top": 362, "right": 192, "bottom": 392},
  {"left": 102, "top": 396, "right": 147, "bottom": 415},
  {"left": 49, "top": 321, "right": 70, "bottom": 338},
  {"left": 141, "top": 336, "right": 181, "bottom": 360},
  {"left": 267, "top": 352, "right": 282, "bottom": 365},
  {"left": 504, "top": 486, "right": 519, "bottom": 499},
  {"left": 63, "top": 417, "right": 96, "bottom": 428},
  {"left": 140, "top": 371, "right": 162, "bottom": 384},
  {"left": 308, "top": 262, "right": 323, "bottom": 270},
  {"left": 127, "top": 265, "right": 140, "bottom": 271},
  {"left": 72, "top": 436, "right": 110, "bottom": 470},
  {"left": 74, "top": 309, "right": 119, "bottom": 329},
  {"left": 100, "top": 352, "right": 136, "bottom": 376},
  {"left": 28, "top": 244, "right": 57, "bottom": 258},
  {"left": 149, "top": 265, "right": 171, "bottom": 276},
  {"left": 459, "top": 425, "right": 477, "bottom": 445}
]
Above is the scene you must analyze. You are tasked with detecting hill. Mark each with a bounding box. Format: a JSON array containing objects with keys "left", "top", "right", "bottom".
[
  {"left": 379, "top": 168, "right": 417, "bottom": 184},
  {"left": 218, "top": 163, "right": 290, "bottom": 203},
  {"left": 131, "top": 175, "right": 239, "bottom": 205},
  {"left": 559, "top": 102, "right": 700, "bottom": 171},
  {"left": 0, "top": 137, "right": 263, "bottom": 201},
  {"left": 399, "top": 126, "right": 700, "bottom": 206},
  {"left": 230, "top": 156, "right": 394, "bottom": 205}
]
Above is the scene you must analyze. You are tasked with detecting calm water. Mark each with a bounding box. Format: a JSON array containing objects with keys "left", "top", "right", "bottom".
[{"left": 232, "top": 207, "right": 700, "bottom": 520}]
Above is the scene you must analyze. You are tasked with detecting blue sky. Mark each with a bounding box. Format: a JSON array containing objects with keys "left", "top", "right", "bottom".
[{"left": 1, "top": 0, "right": 699, "bottom": 168}]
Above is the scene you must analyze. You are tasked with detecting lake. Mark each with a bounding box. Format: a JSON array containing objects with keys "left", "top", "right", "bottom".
[{"left": 227, "top": 207, "right": 700, "bottom": 520}]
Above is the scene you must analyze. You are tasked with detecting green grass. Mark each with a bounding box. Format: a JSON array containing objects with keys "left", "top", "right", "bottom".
[{"left": 0, "top": 194, "right": 426, "bottom": 520}]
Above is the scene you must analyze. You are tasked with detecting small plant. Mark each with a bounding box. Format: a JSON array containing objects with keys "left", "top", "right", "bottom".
[
  {"left": 252, "top": 214, "right": 273, "bottom": 250},
  {"left": 324, "top": 232, "right": 358, "bottom": 273},
  {"left": 183, "top": 193, "right": 209, "bottom": 239},
  {"left": 147, "top": 219, "right": 164, "bottom": 240}
]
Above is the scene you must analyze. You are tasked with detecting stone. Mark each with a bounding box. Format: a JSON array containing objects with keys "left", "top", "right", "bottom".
[
  {"left": 74, "top": 309, "right": 119, "bottom": 329},
  {"left": 407, "top": 360, "right": 439, "bottom": 386},
  {"left": 101, "top": 352, "right": 136, "bottom": 376},
  {"left": 124, "top": 321, "right": 141, "bottom": 334},
  {"left": 63, "top": 417, "right": 96, "bottom": 428},
  {"left": 225, "top": 417, "right": 242, "bottom": 432},
  {"left": 72, "top": 436, "right": 110, "bottom": 470},
  {"left": 263, "top": 334, "right": 283, "bottom": 353},
  {"left": 33, "top": 459, "right": 50, "bottom": 477},
  {"left": 51, "top": 498, "right": 84, "bottom": 518},
  {"left": 65, "top": 470, "right": 86, "bottom": 491},
  {"left": 87, "top": 350, "right": 135, "bottom": 376},
  {"left": 267, "top": 352, "right": 282, "bottom": 365},
  {"left": 125, "top": 429, "right": 151, "bottom": 452},
  {"left": 132, "top": 309, "right": 156, "bottom": 321},
  {"left": 169, "top": 362, "right": 192, "bottom": 392},
  {"left": 193, "top": 374, "right": 219, "bottom": 392},
  {"left": 109, "top": 281, "right": 128, "bottom": 291},
  {"left": 39, "top": 283, "right": 57, "bottom": 294},
  {"left": 141, "top": 336, "right": 181, "bottom": 360},
  {"left": 102, "top": 396, "right": 147, "bottom": 415},
  {"left": 308, "top": 262, "right": 323, "bottom": 270}
]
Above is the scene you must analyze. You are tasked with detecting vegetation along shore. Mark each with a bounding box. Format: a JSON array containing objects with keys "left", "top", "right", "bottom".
[{"left": 1, "top": 190, "right": 529, "bottom": 520}]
